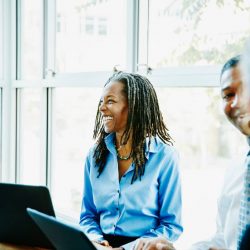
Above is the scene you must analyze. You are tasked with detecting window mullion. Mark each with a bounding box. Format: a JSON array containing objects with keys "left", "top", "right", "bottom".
[
  {"left": 43, "top": 0, "right": 56, "bottom": 188},
  {"left": 127, "top": 0, "right": 139, "bottom": 73},
  {"left": 1, "top": 0, "right": 17, "bottom": 182}
]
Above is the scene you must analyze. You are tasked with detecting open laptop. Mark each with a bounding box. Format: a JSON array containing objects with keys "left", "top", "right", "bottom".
[
  {"left": 0, "top": 183, "right": 55, "bottom": 248},
  {"left": 27, "top": 208, "right": 103, "bottom": 250}
]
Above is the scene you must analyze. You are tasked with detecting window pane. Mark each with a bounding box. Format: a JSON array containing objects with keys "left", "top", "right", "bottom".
[
  {"left": 156, "top": 87, "right": 248, "bottom": 247},
  {"left": 56, "top": 0, "right": 127, "bottom": 73},
  {"left": 0, "top": 1, "right": 3, "bottom": 80},
  {"left": 19, "top": 88, "right": 44, "bottom": 184},
  {"left": 20, "top": 0, "right": 43, "bottom": 79},
  {"left": 148, "top": 0, "right": 250, "bottom": 68},
  {"left": 0, "top": 88, "right": 2, "bottom": 174},
  {"left": 51, "top": 88, "right": 101, "bottom": 218}
]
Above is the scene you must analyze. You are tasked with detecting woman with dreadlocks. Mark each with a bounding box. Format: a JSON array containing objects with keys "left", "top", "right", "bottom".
[{"left": 79, "top": 72, "right": 183, "bottom": 250}]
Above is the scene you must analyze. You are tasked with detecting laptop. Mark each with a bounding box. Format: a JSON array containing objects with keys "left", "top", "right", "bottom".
[
  {"left": 27, "top": 208, "right": 102, "bottom": 250},
  {"left": 0, "top": 183, "right": 55, "bottom": 248}
]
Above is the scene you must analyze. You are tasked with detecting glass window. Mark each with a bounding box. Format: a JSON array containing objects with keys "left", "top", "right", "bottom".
[
  {"left": 98, "top": 17, "right": 107, "bottom": 35},
  {"left": 51, "top": 88, "right": 102, "bottom": 219},
  {"left": 155, "top": 87, "right": 248, "bottom": 246},
  {"left": 56, "top": 0, "right": 127, "bottom": 73},
  {"left": 19, "top": 88, "right": 44, "bottom": 185},
  {"left": 148, "top": 0, "right": 250, "bottom": 68},
  {"left": 0, "top": 1, "right": 3, "bottom": 81},
  {"left": 20, "top": 0, "right": 43, "bottom": 79},
  {"left": 85, "top": 16, "right": 94, "bottom": 35},
  {"left": 0, "top": 88, "right": 2, "bottom": 174}
]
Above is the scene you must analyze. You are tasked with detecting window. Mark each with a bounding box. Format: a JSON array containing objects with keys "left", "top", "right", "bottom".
[
  {"left": 85, "top": 16, "right": 94, "bottom": 34},
  {"left": 56, "top": 0, "right": 127, "bottom": 73},
  {"left": 98, "top": 17, "right": 107, "bottom": 35},
  {"left": 0, "top": 88, "right": 2, "bottom": 177},
  {"left": 18, "top": 88, "right": 44, "bottom": 185},
  {"left": 148, "top": 0, "right": 250, "bottom": 68},
  {"left": 0, "top": 1, "right": 3, "bottom": 81},
  {"left": 51, "top": 88, "right": 101, "bottom": 217},
  {"left": 19, "top": 0, "right": 43, "bottom": 80}
]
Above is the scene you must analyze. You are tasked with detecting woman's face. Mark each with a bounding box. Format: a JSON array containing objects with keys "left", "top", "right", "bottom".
[{"left": 99, "top": 80, "right": 128, "bottom": 135}]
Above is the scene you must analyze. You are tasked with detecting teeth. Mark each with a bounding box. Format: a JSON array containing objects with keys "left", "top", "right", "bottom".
[{"left": 103, "top": 116, "right": 113, "bottom": 121}]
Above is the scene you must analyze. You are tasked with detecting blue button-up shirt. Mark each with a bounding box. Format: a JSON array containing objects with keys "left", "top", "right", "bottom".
[{"left": 80, "top": 133, "right": 183, "bottom": 249}]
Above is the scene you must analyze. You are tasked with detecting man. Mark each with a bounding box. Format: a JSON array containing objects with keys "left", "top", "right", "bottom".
[
  {"left": 134, "top": 55, "right": 250, "bottom": 250},
  {"left": 236, "top": 40, "right": 250, "bottom": 250}
]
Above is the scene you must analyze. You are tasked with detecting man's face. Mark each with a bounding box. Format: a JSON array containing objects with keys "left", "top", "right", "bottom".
[
  {"left": 221, "top": 65, "right": 250, "bottom": 135},
  {"left": 240, "top": 50, "right": 250, "bottom": 136}
]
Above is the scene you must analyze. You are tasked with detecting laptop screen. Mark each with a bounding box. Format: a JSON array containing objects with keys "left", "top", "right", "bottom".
[{"left": 0, "top": 183, "right": 55, "bottom": 248}]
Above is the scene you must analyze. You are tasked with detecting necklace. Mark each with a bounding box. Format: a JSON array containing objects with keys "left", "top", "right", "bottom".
[
  {"left": 117, "top": 152, "right": 131, "bottom": 160},
  {"left": 115, "top": 143, "right": 131, "bottom": 160}
]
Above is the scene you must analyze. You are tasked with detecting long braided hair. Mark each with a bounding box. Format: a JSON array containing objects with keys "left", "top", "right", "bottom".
[{"left": 93, "top": 72, "right": 173, "bottom": 183}]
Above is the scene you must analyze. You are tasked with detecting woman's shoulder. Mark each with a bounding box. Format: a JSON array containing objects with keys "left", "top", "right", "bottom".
[
  {"left": 151, "top": 137, "right": 178, "bottom": 156},
  {"left": 86, "top": 144, "right": 97, "bottom": 156}
]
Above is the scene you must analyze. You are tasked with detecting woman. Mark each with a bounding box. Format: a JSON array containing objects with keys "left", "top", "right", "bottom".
[{"left": 80, "top": 72, "right": 183, "bottom": 250}]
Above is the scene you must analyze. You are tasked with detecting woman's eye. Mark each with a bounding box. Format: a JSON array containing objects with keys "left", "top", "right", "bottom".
[
  {"left": 223, "top": 93, "right": 235, "bottom": 100},
  {"left": 107, "top": 100, "right": 114, "bottom": 104}
]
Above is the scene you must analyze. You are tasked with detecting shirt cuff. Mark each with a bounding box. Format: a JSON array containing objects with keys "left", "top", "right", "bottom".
[
  {"left": 121, "top": 239, "right": 138, "bottom": 250},
  {"left": 87, "top": 233, "right": 104, "bottom": 242}
]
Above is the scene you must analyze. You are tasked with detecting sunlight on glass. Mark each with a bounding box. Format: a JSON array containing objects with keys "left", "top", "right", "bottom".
[
  {"left": 0, "top": 88, "right": 2, "bottom": 168},
  {"left": 19, "top": 88, "right": 43, "bottom": 184},
  {"left": 51, "top": 88, "right": 102, "bottom": 218},
  {"left": 20, "top": 0, "right": 43, "bottom": 79},
  {"left": 149, "top": 0, "right": 250, "bottom": 67},
  {"left": 56, "top": 0, "right": 127, "bottom": 73},
  {"left": 0, "top": 2, "right": 3, "bottom": 80}
]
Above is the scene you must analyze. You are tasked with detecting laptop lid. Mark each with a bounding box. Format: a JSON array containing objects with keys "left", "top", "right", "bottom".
[
  {"left": 27, "top": 208, "right": 98, "bottom": 250},
  {"left": 0, "top": 183, "right": 55, "bottom": 248}
]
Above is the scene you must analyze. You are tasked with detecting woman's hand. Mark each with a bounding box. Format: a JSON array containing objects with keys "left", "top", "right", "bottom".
[
  {"left": 134, "top": 237, "right": 175, "bottom": 250},
  {"left": 99, "top": 240, "right": 111, "bottom": 247},
  {"left": 92, "top": 240, "right": 112, "bottom": 249}
]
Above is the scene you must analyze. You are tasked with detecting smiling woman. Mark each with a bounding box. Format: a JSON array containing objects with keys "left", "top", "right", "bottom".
[{"left": 79, "top": 72, "right": 183, "bottom": 250}]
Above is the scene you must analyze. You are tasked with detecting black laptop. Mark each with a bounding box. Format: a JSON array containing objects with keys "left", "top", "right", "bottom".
[
  {"left": 27, "top": 208, "right": 101, "bottom": 250},
  {"left": 0, "top": 183, "right": 55, "bottom": 248}
]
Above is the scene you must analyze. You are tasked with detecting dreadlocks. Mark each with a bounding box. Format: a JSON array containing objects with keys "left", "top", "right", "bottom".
[{"left": 93, "top": 71, "right": 173, "bottom": 183}]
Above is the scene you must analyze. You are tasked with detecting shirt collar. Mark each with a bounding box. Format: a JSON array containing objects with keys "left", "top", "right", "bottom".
[
  {"left": 104, "top": 132, "right": 115, "bottom": 144},
  {"left": 145, "top": 137, "right": 158, "bottom": 154},
  {"left": 104, "top": 133, "right": 116, "bottom": 155},
  {"left": 105, "top": 133, "right": 158, "bottom": 149},
  {"left": 104, "top": 133, "right": 159, "bottom": 156}
]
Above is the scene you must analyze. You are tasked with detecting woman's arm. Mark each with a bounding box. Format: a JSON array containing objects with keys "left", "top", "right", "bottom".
[
  {"left": 79, "top": 152, "right": 104, "bottom": 241},
  {"left": 143, "top": 148, "right": 183, "bottom": 241}
]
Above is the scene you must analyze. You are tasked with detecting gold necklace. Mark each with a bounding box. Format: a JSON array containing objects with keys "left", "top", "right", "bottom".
[
  {"left": 117, "top": 151, "right": 131, "bottom": 160},
  {"left": 115, "top": 143, "right": 131, "bottom": 160}
]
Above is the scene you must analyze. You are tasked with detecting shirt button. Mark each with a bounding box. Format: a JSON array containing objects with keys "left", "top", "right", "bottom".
[
  {"left": 116, "top": 207, "right": 119, "bottom": 211},
  {"left": 123, "top": 174, "right": 126, "bottom": 178}
]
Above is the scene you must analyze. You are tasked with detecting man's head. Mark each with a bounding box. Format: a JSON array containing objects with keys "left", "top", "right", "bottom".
[
  {"left": 240, "top": 40, "right": 250, "bottom": 136},
  {"left": 220, "top": 55, "right": 250, "bottom": 135}
]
